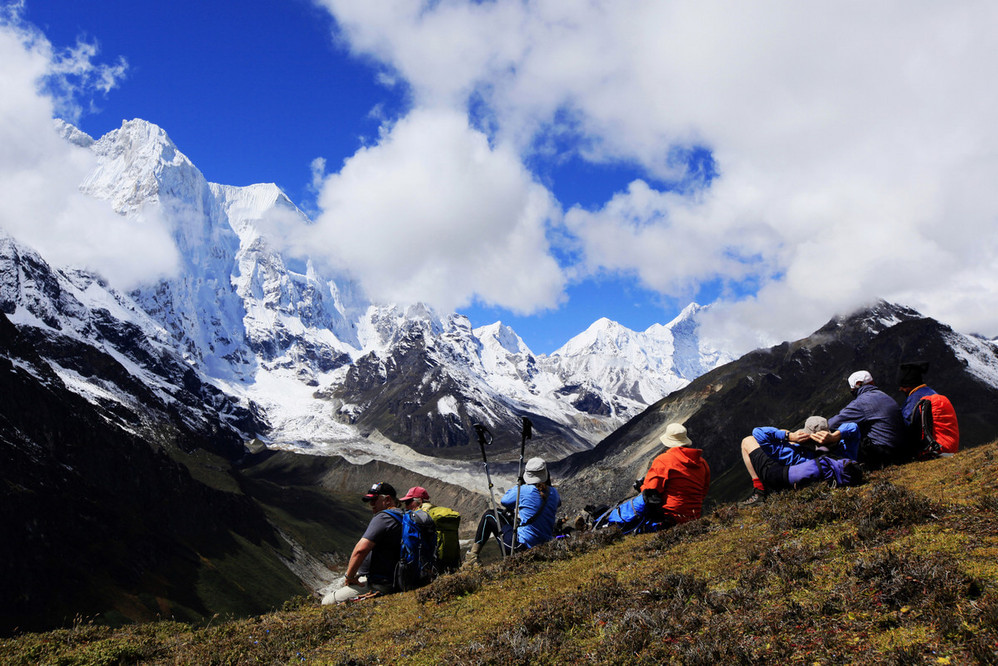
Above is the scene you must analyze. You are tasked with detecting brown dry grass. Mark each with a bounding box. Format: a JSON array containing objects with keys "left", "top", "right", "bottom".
[{"left": 4, "top": 443, "right": 998, "bottom": 664}]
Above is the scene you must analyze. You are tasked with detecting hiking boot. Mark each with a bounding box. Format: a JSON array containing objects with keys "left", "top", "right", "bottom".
[
  {"left": 739, "top": 489, "right": 767, "bottom": 506},
  {"left": 460, "top": 542, "right": 482, "bottom": 570}
]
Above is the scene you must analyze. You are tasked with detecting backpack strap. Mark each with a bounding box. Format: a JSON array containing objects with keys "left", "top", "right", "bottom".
[
  {"left": 916, "top": 398, "right": 942, "bottom": 458},
  {"left": 381, "top": 508, "right": 404, "bottom": 526}
]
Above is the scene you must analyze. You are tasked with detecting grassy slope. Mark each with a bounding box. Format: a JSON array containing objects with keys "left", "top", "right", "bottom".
[{"left": 4, "top": 442, "right": 998, "bottom": 665}]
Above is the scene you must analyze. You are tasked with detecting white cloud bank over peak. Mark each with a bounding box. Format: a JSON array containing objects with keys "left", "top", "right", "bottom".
[
  {"left": 0, "top": 9, "right": 178, "bottom": 290},
  {"left": 315, "top": 0, "right": 998, "bottom": 350},
  {"left": 305, "top": 107, "right": 565, "bottom": 313}
]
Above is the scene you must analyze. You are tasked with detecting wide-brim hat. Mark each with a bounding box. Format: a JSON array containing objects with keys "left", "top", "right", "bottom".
[
  {"left": 523, "top": 457, "right": 549, "bottom": 484},
  {"left": 660, "top": 423, "right": 692, "bottom": 448}
]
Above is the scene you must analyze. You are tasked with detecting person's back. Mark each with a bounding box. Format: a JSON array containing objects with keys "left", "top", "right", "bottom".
[
  {"left": 645, "top": 445, "right": 710, "bottom": 524},
  {"left": 361, "top": 507, "right": 405, "bottom": 587},
  {"left": 399, "top": 487, "right": 462, "bottom": 572},
  {"left": 326, "top": 481, "right": 404, "bottom": 604},
  {"left": 641, "top": 423, "right": 710, "bottom": 525},
  {"left": 829, "top": 384, "right": 905, "bottom": 448},
  {"left": 503, "top": 482, "right": 561, "bottom": 548},
  {"left": 898, "top": 361, "right": 959, "bottom": 457}
]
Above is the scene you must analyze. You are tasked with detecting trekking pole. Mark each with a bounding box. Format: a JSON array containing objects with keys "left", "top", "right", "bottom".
[
  {"left": 472, "top": 422, "right": 507, "bottom": 557},
  {"left": 512, "top": 417, "right": 533, "bottom": 545}
]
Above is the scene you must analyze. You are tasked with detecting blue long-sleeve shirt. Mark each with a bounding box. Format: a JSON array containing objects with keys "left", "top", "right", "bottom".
[
  {"left": 828, "top": 385, "right": 906, "bottom": 451},
  {"left": 501, "top": 484, "right": 561, "bottom": 549},
  {"left": 753, "top": 421, "right": 860, "bottom": 463}
]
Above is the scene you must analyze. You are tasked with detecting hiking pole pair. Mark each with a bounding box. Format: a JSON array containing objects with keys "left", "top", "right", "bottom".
[
  {"left": 472, "top": 422, "right": 509, "bottom": 557},
  {"left": 512, "top": 417, "right": 533, "bottom": 545}
]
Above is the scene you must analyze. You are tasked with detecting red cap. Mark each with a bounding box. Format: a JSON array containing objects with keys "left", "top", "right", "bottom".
[{"left": 400, "top": 486, "right": 430, "bottom": 502}]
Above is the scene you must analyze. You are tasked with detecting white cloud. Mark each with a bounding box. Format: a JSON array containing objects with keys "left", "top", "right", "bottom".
[
  {"left": 0, "top": 11, "right": 177, "bottom": 291},
  {"left": 303, "top": 107, "right": 565, "bottom": 313},
  {"left": 314, "top": 0, "right": 998, "bottom": 350}
]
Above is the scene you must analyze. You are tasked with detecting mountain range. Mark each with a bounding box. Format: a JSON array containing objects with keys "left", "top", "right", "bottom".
[
  {"left": 3, "top": 118, "right": 998, "bottom": 634},
  {"left": 17, "top": 118, "right": 733, "bottom": 471}
]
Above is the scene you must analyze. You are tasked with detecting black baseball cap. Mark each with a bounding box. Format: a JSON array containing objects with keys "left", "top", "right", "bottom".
[{"left": 362, "top": 481, "right": 397, "bottom": 502}]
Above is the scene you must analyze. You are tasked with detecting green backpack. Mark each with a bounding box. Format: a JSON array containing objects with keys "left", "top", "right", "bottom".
[{"left": 426, "top": 505, "right": 461, "bottom": 572}]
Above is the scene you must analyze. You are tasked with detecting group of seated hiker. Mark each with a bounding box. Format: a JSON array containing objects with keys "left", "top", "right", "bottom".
[
  {"left": 739, "top": 361, "right": 960, "bottom": 505},
  {"left": 323, "top": 483, "right": 461, "bottom": 604},
  {"left": 325, "top": 361, "right": 960, "bottom": 603}
]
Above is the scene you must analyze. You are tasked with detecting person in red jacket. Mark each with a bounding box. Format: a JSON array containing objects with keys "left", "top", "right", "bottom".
[{"left": 640, "top": 423, "right": 711, "bottom": 526}]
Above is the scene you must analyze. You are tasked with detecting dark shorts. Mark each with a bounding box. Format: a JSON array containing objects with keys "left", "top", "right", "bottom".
[{"left": 750, "top": 447, "right": 790, "bottom": 489}]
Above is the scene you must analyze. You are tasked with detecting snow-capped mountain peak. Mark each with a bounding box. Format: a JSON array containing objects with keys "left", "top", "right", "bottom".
[
  {"left": 475, "top": 321, "right": 530, "bottom": 356},
  {"left": 6, "top": 117, "right": 734, "bottom": 473}
]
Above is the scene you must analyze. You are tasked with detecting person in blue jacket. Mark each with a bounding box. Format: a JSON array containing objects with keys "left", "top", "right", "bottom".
[
  {"left": 828, "top": 370, "right": 907, "bottom": 469},
  {"left": 465, "top": 457, "right": 561, "bottom": 565},
  {"left": 740, "top": 416, "right": 860, "bottom": 505}
]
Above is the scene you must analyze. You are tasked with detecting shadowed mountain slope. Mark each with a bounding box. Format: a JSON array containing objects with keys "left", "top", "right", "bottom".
[
  {"left": 5, "top": 441, "right": 998, "bottom": 663},
  {"left": 554, "top": 301, "right": 998, "bottom": 511}
]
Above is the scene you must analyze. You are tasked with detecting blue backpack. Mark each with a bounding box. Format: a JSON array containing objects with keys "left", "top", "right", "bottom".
[
  {"left": 594, "top": 494, "right": 663, "bottom": 535},
  {"left": 387, "top": 509, "right": 437, "bottom": 591}
]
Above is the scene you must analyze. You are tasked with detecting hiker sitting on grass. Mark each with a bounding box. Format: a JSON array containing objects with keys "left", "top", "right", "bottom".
[
  {"left": 400, "top": 486, "right": 462, "bottom": 573},
  {"left": 323, "top": 481, "right": 402, "bottom": 604},
  {"left": 829, "top": 370, "right": 907, "bottom": 470},
  {"left": 740, "top": 416, "right": 862, "bottom": 505},
  {"left": 465, "top": 457, "right": 561, "bottom": 565},
  {"left": 639, "top": 423, "right": 711, "bottom": 527},
  {"left": 897, "top": 361, "right": 959, "bottom": 458}
]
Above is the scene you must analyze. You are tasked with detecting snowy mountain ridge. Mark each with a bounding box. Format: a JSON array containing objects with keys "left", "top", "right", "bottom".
[{"left": 5, "top": 118, "right": 732, "bottom": 474}]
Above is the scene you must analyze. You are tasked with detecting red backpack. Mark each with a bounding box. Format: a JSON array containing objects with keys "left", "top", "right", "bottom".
[{"left": 911, "top": 393, "right": 959, "bottom": 459}]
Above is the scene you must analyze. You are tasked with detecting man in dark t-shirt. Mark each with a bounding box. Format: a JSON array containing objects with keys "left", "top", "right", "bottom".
[{"left": 323, "top": 481, "right": 403, "bottom": 603}]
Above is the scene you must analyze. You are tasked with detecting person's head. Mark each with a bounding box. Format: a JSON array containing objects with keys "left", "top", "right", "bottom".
[
  {"left": 660, "top": 423, "right": 693, "bottom": 448},
  {"left": 804, "top": 415, "right": 829, "bottom": 436},
  {"left": 400, "top": 486, "right": 430, "bottom": 510},
  {"left": 361, "top": 481, "right": 398, "bottom": 512},
  {"left": 523, "top": 457, "right": 550, "bottom": 486},
  {"left": 898, "top": 361, "right": 929, "bottom": 393},
  {"left": 847, "top": 370, "right": 874, "bottom": 396}
]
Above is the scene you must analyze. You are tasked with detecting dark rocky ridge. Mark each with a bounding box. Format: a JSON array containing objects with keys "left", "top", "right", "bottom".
[{"left": 554, "top": 301, "right": 998, "bottom": 512}]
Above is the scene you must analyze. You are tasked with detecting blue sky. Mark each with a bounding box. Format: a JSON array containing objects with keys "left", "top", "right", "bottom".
[
  {"left": 19, "top": 0, "right": 690, "bottom": 353},
  {"left": 4, "top": 1, "right": 998, "bottom": 354}
]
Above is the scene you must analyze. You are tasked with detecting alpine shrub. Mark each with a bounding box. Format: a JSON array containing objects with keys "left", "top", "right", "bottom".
[
  {"left": 853, "top": 482, "right": 938, "bottom": 541},
  {"left": 415, "top": 571, "right": 482, "bottom": 605},
  {"left": 643, "top": 517, "right": 711, "bottom": 552},
  {"left": 851, "top": 549, "right": 981, "bottom": 613}
]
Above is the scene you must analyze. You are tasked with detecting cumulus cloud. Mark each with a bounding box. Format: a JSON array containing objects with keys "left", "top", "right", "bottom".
[
  {"left": 0, "top": 9, "right": 178, "bottom": 290},
  {"left": 303, "top": 107, "right": 564, "bottom": 313},
  {"left": 314, "top": 0, "right": 998, "bottom": 350}
]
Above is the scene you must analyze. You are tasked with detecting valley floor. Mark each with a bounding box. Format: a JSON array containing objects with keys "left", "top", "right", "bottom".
[{"left": 4, "top": 442, "right": 998, "bottom": 664}]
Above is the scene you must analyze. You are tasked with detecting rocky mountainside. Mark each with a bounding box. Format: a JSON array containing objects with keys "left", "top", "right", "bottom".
[
  {"left": 8, "top": 118, "right": 731, "bottom": 475},
  {"left": 555, "top": 301, "right": 998, "bottom": 512},
  {"left": 0, "top": 117, "right": 733, "bottom": 633}
]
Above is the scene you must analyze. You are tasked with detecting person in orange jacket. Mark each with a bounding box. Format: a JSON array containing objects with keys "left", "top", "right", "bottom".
[{"left": 640, "top": 423, "right": 711, "bottom": 526}]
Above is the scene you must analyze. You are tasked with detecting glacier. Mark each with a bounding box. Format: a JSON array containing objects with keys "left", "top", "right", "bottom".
[{"left": 4, "top": 117, "right": 734, "bottom": 486}]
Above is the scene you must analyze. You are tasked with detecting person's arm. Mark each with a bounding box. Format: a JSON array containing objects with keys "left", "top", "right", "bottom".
[
  {"left": 829, "top": 399, "right": 864, "bottom": 430},
  {"left": 810, "top": 430, "right": 841, "bottom": 447},
  {"left": 787, "top": 429, "right": 812, "bottom": 444},
  {"left": 343, "top": 537, "right": 375, "bottom": 586},
  {"left": 501, "top": 486, "right": 518, "bottom": 508},
  {"left": 834, "top": 422, "right": 860, "bottom": 459}
]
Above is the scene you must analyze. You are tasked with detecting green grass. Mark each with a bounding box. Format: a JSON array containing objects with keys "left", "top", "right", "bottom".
[{"left": 4, "top": 443, "right": 998, "bottom": 664}]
